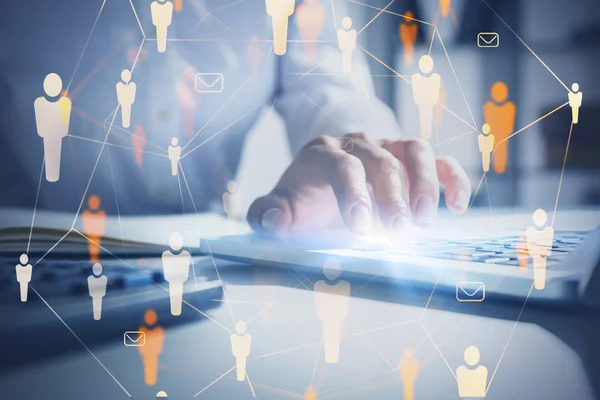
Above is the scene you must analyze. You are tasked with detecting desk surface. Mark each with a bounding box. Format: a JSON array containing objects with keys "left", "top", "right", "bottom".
[{"left": 1, "top": 258, "right": 599, "bottom": 400}]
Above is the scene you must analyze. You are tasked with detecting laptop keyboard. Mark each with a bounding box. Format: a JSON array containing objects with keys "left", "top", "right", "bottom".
[{"left": 355, "top": 231, "right": 586, "bottom": 267}]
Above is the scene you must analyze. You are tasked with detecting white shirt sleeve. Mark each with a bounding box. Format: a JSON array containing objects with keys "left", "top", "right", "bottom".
[{"left": 275, "top": 4, "right": 402, "bottom": 156}]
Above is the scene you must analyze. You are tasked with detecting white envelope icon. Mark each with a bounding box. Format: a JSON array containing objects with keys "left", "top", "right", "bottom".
[
  {"left": 477, "top": 32, "right": 499, "bottom": 48},
  {"left": 456, "top": 282, "right": 486, "bottom": 302},
  {"left": 124, "top": 331, "right": 146, "bottom": 347},
  {"left": 195, "top": 73, "right": 224, "bottom": 93}
]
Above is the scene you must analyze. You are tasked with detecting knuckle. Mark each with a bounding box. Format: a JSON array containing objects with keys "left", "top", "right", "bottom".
[
  {"left": 333, "top": 153, "right": 362, "bottom": 175},
  {"left": 376, "top": 155, "right": 401, "bottom": 176},
  {"left": 403, "top": 138, "right": 431, "bottom": 154},
  {"left": 306, "top": 135, "right": 332, "bottom": 148}
]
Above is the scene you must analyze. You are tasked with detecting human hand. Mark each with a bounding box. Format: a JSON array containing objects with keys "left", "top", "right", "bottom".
[{"left": 247, "top": 133, "right": 471, "bottom": 238}]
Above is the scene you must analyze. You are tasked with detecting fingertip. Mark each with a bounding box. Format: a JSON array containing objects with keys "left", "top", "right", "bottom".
[
  {"left": 348, "top": 203, "right": 372, "bottom": 234},
  {"left": 448, "top": 189, "right": 470, "bottom": 214},
  {"left": 247, "top": 195, "right": 292, "bottom": 236}
]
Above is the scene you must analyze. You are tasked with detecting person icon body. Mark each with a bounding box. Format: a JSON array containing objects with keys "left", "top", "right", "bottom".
[
  {"left": 168, "top": 137, "right": 182, "bottom": 176},
  {"left": 222, "top": 180, "right": 239, "bottom": 220},
  {"left": 440, "top": 0, "right": 451, "bottom": 18},
  {"left": 400, "top": 11, "right": 418, "bottom": 66},
  {"left": 296, "top": 0, "right": 325, "bottom": 65},
  {"left": 337, "top": 17, "right": 357, "bottom": 73},
  {"left": 132, "top": 125, "right": 147, "bottom": 166},
  {"left": 314, "top": 257, "right": 351, "bottom": 364},
  {"left": 87, "top": 263, "right": 108, "bottom": 320},
  {"left": 526, "top": 209, "right": 554, "bottom": 290},
  {"left": 478, "top": 123, "right": 495, "bottom": 173},
  {"left": 231, "top": 320, "right": 252, "bottom": 381},
  {"left": 151, "top": 0, "right": 174, "bottom": 53},
  {"left": 304, "top": 386, "right": 317, "bottom": 400},
  {"left": 411, "top": 55, "right": 442, "bottom": 141},
  {"left": 34, "top": 73, "right": 72, "bottom": 182},
  {"left": 399, "top": 347, "right": 419, "bottom": 400},
  {"left": 456, "top": 346, "right": 487, "bottom": 398},
  {"left": 265, "top": 0, "right": 296, "bottom": 56},
  {"left": 15, "top": 254, "right": 33, "bottom": 303},
  {"left": 82, "top": 195, "right": 107, "bottom": 262},
  {"left": 568, "top": 83, "right": 583, "bottom": 124},
  {"left": 483, "top": 82, "right": 516, "bottom": 174},
  {"left": 162, "top": 232, "right": 191, "bottom": 316},
  {"left": 116, "top": 69, "right": 136, "bottom": 128},
  {"left": 138, "top": 309, "right": 165, "bottom": 386}
]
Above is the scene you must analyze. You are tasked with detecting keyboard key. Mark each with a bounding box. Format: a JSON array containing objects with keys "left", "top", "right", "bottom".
[{"left": 484, "top": 257, "right": 512, "bottom": 264}]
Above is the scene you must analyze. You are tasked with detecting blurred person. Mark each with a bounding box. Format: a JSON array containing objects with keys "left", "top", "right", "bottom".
[
  {"left": 296, "top": 0, "right": 325, "bottom": 65},
  {"left": 5, "top": 0, "right": 471, "bottom": 236},
  {"left": 483, "top": 81, "right": 516, "bottom": 174},
  {"left": 399, "top": 11, "right": 417, "bottom": 66}
]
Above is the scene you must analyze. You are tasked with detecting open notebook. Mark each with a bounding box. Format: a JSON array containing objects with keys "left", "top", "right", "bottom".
[{"left": 0, "top": 208, "right": 252, "bottom": 256}]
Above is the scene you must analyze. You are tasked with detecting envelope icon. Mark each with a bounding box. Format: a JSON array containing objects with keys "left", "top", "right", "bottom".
[
  {"left": 477, "top": 32, "right": 499, "bottom": 48},
  {"left": 124, "top": 331, "right": 145, "bottom": 347},
  {"left": 456, "top": 282, "right": 486, "bottom": 302},
  {"left": 195, "top": 73, "right": 224, "bottom": 93},
  {"left": 339, "top": 137, "right": 353, "bottom": 152}
]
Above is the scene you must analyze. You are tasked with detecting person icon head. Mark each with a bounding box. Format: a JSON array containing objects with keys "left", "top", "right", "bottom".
[
  {"left": 156, "top": 390, "right": 168, "bottom": 399},
  {"left": 88, "top": 195, "right": 101, "bottom": 210},
  {"left": 482, "top": 123, "right": 491, "bottom": 136},
  {"left": 404, "top": 10, "right": 414, "bottom": 22},
  {"left": 403, "top": 347, "right": 414, "bottom": 359},
  {"left": 121, "top": 69, "right": 132, "bottom": 84},
  {"left": 463, "top": 345, "right": 481, "bottom": 366},
  {"left": 169, "top": 232, "right": 184, "bottom": 252},
  {"left": 171, "top": 137, "right": 179, "bottom": 147},
  {"left": 490, "top": 81, "right": 509, "bottom": 104},
  {"left": 43, "top": 73, "right": 63, "bottom": 98},
  {"left": 533, "top": 209, "right": 547, "bottom": 228},
  {"left": 92, "top": 262, "right": 103, "bottom": 276},
  {"left": 144, "top": 309, "right": 158, "bottom": 327},
  {"left": 322, "top": 257, "right": 341, "bottom": 281},
  {"left": 236, "top": 320, "right": 247, "bottom": 335},
  {"left": 19, "top": 253, "right": 29, "bottom": 266},
  {"left": 342, "top": 16, "right": 352, "bottom": 30},
  {"left": 227, "top": 180, "right": 238, "bottom": 194},
  {"left": 572, "top": 83, "right": 580, "bottom": 93},
  {"left": 418, "top": 55, "right": 434, "bottom": 75}
]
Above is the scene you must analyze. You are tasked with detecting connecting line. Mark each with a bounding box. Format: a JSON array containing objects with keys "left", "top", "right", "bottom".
[
  {"left": 433, "top": 129, "right": 477, "bottom": 147},
  {"left": 481, "top": 0, "right": 569, "bottom": 92},
  {"left": 107, "top": 149, "right": 129, "bottom": 256},
  {"left": 467, "top": 173, "right": 486, "bottom": 212},
  {"left": 210, "top": 0, "right": 250, "bottom": 14},
  {"left": 295, "top": 56, "right": 334, "bottom": 82},
  {"left": 129, "top": 0, "right": 145, "bottom": 38},
  {"left": 32, "top": 230, "right": 73, "bottom": 267},
  {"left": 70, "top": 105, "right": 120, "bottom": 230},
  {"left": 68, "top": 134, "right": 169, "bottom": 158},
  {"left": 249, "top": 381, "right": 303, "bottom": 399},
  {"left": 419, "top": 320, "right": 457, "bottom": 380},
  {"left": 30, "top": 286, "right": 133, "bottom": 398},
  {"left": 193, "top": 366, "right": 236, "bottom": 397},
  {"left": 350, "top": 318, "right": 396, "bottom": 371},
  {"left": 552, "top": 122, "right": 574, "bottom": 227},
  {"left": 182, "top": 75, "right": 252, "bottom": 152},
  {"left": 26, "top": 159, "right": 46, "bottom": 254},
  {"left": 331, "top": 0, "right": 338, "bottom": 30},
  {"left": 435, "top": 29, "right": 478, "bottom": 131},
  {"left": 181, "top": 101, "right": 266, "bottom": 159},
  {"left": 129, "top": 36, "right": 147, "bottom": 75},
  {"left": 420, "top": 272, "right": 443, "bottom": 321},
  {"left": 358, "top": 0, "right": 396, "bottom": 35},
  {"left": 310, "top": 340, "right": 322, "bottom": 385},
  {"left": 486, "top": 283, "right": 535, "bottom": 394},
  {"left": 428, "top": 26, "right": 437, "bottom": 55},
  {"left": 497, "top": 102, "right": 569, "bottom": 145},
  {"left": 484, "top": 174, "right": 493, "bottom": 217},
  {"left": 348, "top": 0, "right": 434, "bottom": 26},
  {"left": 246, "top": 372, "right": 257, "bottom": 398},
  {"left": 65, "top": 0, "right": 108, "bottom": 94}
]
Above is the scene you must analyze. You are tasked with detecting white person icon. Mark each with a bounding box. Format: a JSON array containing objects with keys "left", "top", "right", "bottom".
[
  {"left": 162, "top": 232, "right": 191, "bottom": 316},
  {"left": 87, "top": 263, "right": 108, "bottom": 320},
  {"left": 231, "top": 320, "right": 252, "bottom": 381},
  {"left": 116, "top": 69, "right": 136, "bottom": 128},
  {"left": 151, "top": 0, "right": 174, "bottom": 53},
  {"left": 314, "top": 257, "right": 351, "bottom": 364},
  {"left": 34, "top": 73, "right": 72, "bottom": 182},
  {"left": 411, "top": 55, "right": 442, "bottom": 141},
  {"left": 15, "top": 254, "right": 33, "bottom": 303}
]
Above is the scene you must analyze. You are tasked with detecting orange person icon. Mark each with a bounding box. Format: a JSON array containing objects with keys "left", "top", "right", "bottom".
[
  {"left": 304, "top": 386, "right": 317, "bottom": 400},
  {"left": 440, "top": 0, "right": 451, "bottom": 18},
  {"left": 483, "top": 81, "right": 516, "bottom": 174},
  {"left": 82, "top": 195, "right": 106, "bottom": 263},
  {"left": 177, "top": 67, "right": 199, "bottom": 139},
  {"left": 138, "top": 309, "right": 165, "bottom": 386},
  {"left": 174, "top": 0, "right": 182, "bottom": 12},
  {"left": 296, "top": 0, "right": 325, "bottom": 65},
  {"left": 399, "top": 11, "right": 418, "bottom": 66},
  {"left": 399, "top": 347, "right": 419, "bottom": 400},
  {"left": 132, "top": 125, "right": 147, "bottom": 166}
]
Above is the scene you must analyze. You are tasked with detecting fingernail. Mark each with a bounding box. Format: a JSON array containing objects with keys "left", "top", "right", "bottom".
[
  {"left": 415, "top": 196, "right": 437, "bottom": 227},
  {"left": 261, "top": 207, "right": 282, "bottom": 231},
  {"left": 350, "top": 204, "right": 371, "bottom": 233},
  {"left": 392, "top": 213, "right": 410, "bottom": 234},
  {"left": 454, "top": 190, "right": 470, "bottom": 210}
]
